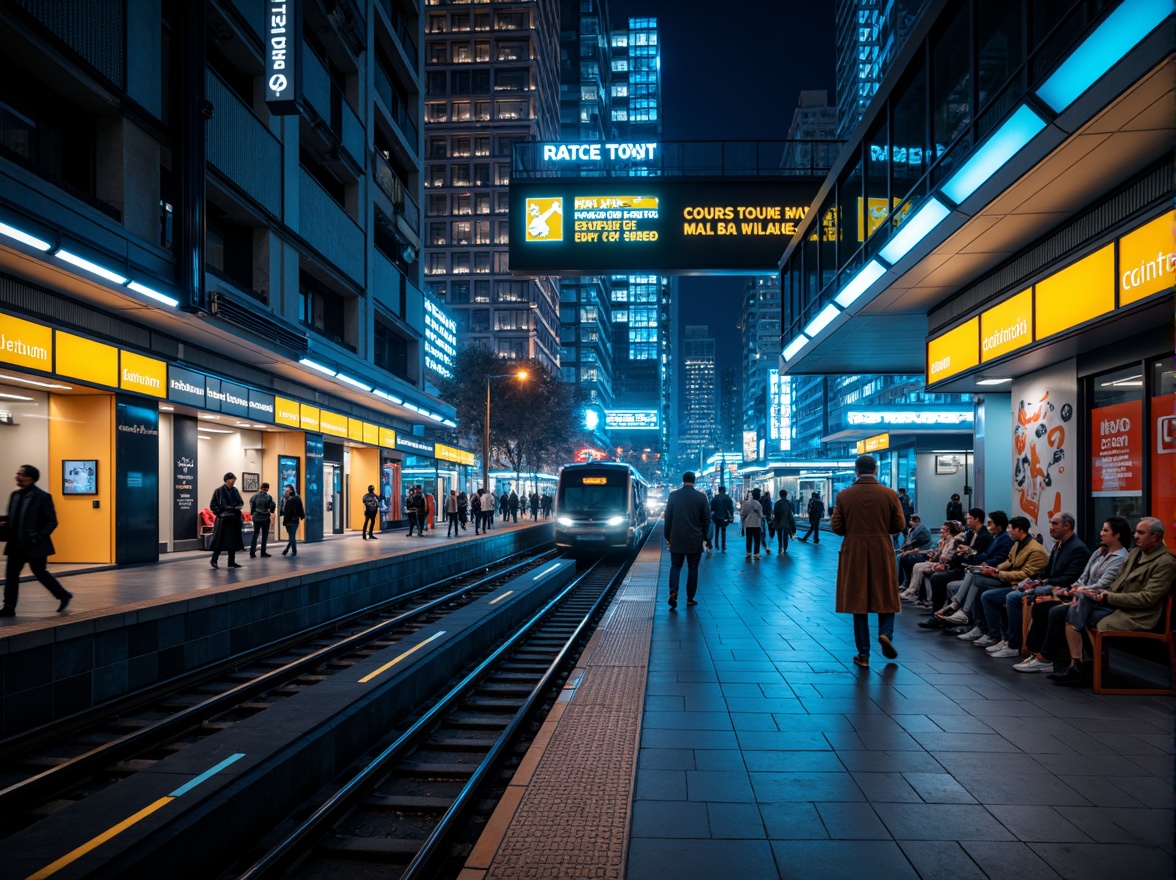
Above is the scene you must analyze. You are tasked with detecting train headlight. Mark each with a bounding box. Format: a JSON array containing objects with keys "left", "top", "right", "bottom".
[
  {"left": 606, "top": 515, "right": 625, "bottom": 526},
  {"left": 557, "top": 516, "right": 574, "bottom": 527}
]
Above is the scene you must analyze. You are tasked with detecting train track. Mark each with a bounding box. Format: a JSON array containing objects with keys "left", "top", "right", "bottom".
[
  {"left": 0, "top": 549, "right": 557, "bottom": 837},
  {"left": 223, "top": 552, "right": 636, "bottom": 880}
]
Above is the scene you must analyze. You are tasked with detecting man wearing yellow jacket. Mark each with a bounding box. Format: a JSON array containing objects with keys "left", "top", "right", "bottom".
[{"left": 971, "top": 516, "right": 1048, "bottom": 648}]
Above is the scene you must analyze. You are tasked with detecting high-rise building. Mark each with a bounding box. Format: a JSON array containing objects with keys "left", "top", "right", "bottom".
[
  {"left": 680, "top": 325, "right": 718, "bottom": 470},
  {"left": 423, "top": 0, "right": 562, "bottom": 368},
  {"left": 611, "top": 17, "right": 661, "bottom": 139},
  {"left": 719, "top": 366, "right": 742, "bottom": 450},
  {"left": 834, "top": 0, "right": 925, "bottom": 138},
  {"left": 741, "top": 276, "right": 782, "bottom": 461}
]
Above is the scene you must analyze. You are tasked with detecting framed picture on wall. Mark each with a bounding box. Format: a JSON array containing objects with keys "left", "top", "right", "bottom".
[
  {"left": 62, "top": 460, "right": 98, "bottom": 495},
  {"left": 935, "top": 454, "right": 961, "bottom": 475},
  {"left": 241, "top": 472, "right": 260, "bottom": 492}
]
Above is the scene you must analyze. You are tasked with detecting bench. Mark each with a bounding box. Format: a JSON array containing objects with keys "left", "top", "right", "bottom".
[{"left": 1090, "top": 594, "right": 1175, "bottom": 696}]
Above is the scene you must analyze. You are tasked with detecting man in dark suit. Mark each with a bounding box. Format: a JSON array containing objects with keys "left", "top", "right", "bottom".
[
  {"left": 664, "top": 471, "right": 710, "bottom": 610},
  {"left": 1, "top": 464, "right": 72, "bottom": 616}
]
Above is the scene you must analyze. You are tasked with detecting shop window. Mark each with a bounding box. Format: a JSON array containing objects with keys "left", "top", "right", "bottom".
[
  {"left": 1150, "top": 358, "right": 1176, "bottom": 552},
  {"left": 1090, "top": 364, "right": 1145, "bottom": 531}
]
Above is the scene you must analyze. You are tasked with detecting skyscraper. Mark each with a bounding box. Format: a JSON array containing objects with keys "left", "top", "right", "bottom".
[
  {"left": 680, "top": 325, "right": 718, "bottom": 470},
  {"left": 741, "top": 275, "right": 782, "bottom": 462},
  {"left": 423, "top": 0, "right": 562, "bottom": 368},
  {"left": 834, "top": 0, "right": 925, "bottom": 138}
]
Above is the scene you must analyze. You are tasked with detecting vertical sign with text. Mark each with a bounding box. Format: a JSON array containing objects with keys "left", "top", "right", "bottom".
[
  {"left": 173, "top": 416, "right": 199, "bottom": 542},
  {"left": 265, "top": 0, "right": 302, "bottom": 115}
]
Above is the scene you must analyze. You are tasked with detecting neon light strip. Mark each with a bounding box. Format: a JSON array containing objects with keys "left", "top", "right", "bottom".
[
  {"left": 940, "top": 106, "right": 1046, "bottom": 205},
  {"left": 834, "top": 259, "right": 888, "bottom": 307},
  {"left": 803, "top": 303, "right": 840, "bottom": 338},
  {"left": 27, "top": 754, "right": 245, "bottom": 880},
  {"left": 877, "top": 199, "right": 951, "bottom": 265},
  {"left": 532, "top": 563, "right": 562, "bottom": 581},
  {"left": 489, "top": 590, "right": 515, "bottom": 605},
  {"left": 358, "top": 631, "right": 446, "bottom": 683}
]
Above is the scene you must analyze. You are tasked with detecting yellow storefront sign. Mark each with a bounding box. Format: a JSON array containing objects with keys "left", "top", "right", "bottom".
[
  {"left": 56, "top": 332, "right": 118, "bottom": 387},
  {"left": 319, "top": 410, "right": 348, "bottom": 437},
  {"left": 348, "top": 418, "right": 364, "bottom": 442},
  {"left": 1035, "top": 244, "right": 1114, "bottom": 339},
  {"left": 379, "top": 426, "right": 396, "bottom": 448},
  {"left": 0, "top": 312, "right": 52, "bottom": 372},
  {"left": 300, "top": 405, "right": 320, "bottom": 432},
  {"left": 363, "top": 422, "right": 379, "bottom": 445},
  {"left": 119, "top": 350, "right": 167, "bottom": 398},
  {"left": 1119, "top": 210, "right": 1175, "bottom": 306},
  {"left": 274, "top": 396, "right": 301, "bottom": 428},
  {"left": 856, "top": 433, "right": 890, "bottom": 454},
  {"left": 981, "top": 289, "right": 1032, "bottom": 361},
  {"left": 436, "top": 444, "right": 476, "bottom": 466},
  {"left": 926, "top": 318, "right": 979, "bottom": 384}
]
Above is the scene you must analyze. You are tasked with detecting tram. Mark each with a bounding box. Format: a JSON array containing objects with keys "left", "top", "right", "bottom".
[{"left": 554, "top": 462, "right": 650, "bottom": 555}]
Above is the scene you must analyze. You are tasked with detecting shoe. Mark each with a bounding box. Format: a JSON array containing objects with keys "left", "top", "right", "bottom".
[
  {"left": 944, "top": 610, "right": 970, "bottom": 624},
  {"left": 852, "top": 655, "right": 869, "bottom": 667},
  {"left": 764, "top": 547, "right": 771, "bottom": 555},
  {"left": 753, "top": 554, "right": 760, "bottom": 559},
  {"left": 250, "top": 552, "right": 257, "bottom": 557},
  {"left": 687, "top": 599, "right": 698, "bottom": 607},
  {"left": 0, "top": 606, "right": 15, "bottom": 617},
  {"left": 974, "top": 635, "right": 1000, "bottom": 647},
  {"left": 706, "top": 548, "right": 712, "bottom": 557},
  {"left": 261, "top": 553, "right": 272, "bottom": 557},
  {"left": 984, "top": 639, "right": 1008, "bottom": 654},
  {"left": 990, "top": 645, "right": 1020, "bottom": 658},
  {"left": 227, "top": 562, "right": 243, "bottom": 569},
  {"left": 799, "top": 537, "right": 807, "bottom": 542},
  {"left": 210, "top": 559, "right": 218, "bottom": 569},
  {"left": 746, "top": 553, "right": 751, "bottom": 559},
  {"left": 813, "top": 540, "right": 819, "bottom": 544},
  {"left": 668, "top": 592, "right": 678, "bottom": 609},
  {"left": 914, "top": 601, "right": 933, "bottom": 610},
  {"left": 935, "top": 603, "right": 960, "bottom": 619},
  {"left": 958, "top": 626, "right": 984, "bottom": 641},
  {"left": 56, "top": 592, "right": 73, "bottom": 612},
  {"left": 1049, "top": 664, "right": 1089, "bottom": 686},
  {"left": 290, "top": 551, "right": 296, "bottom": 556},
  {"left": 370, "top": 535, "right": 377, "bottom": 540},
  {"left": 282, "top": 549, "right": 288, "bottom": 556},
  {"left": 1014, "top": 657, "right": 1053, "bottom": 673},
  {"left": 878, "top": 634, "right": 897, "bottom": 659},
  {"left": 917, "top": 617, "right": 945, "bottom": 629},
  {"left": 361, "top": 536, "right": 367, "bottom": 540}
]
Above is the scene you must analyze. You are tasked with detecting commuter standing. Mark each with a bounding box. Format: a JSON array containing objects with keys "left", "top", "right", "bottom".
[
  {"left": 529, "top": 491, "right": 539, "bottom": 521},
  {"left": 499, "top": 490, "right": 510, "bottom": 521},
  {"left": 509, "top": 489, "right": 520, "bottom": 523},
  {"left": 773, "top": 489, "right": 797, "bottom": 554},
  {"left": 472, "top": 488, "right": 483, "bottom": 535},
  {"left": 249, "top": 481, "right": 276, "bottom": 557},
  {"left": 482, "top": 487, "right": 497, "bottom": 530},
  {"left": 799, "top": 492, "right": 825, "bottom": 543},
  {"left": 209, "top": 472, "right": 245, "bottom": 569},
  {"left": 946, "top": 493, "right": 965, "bottom": 523},
  {"left": 664, "top": 471, "right": 710, "bottom": 610},
  {"left": 446, "top": 489, "right": 461, "bottom": 537},
  {"left": 1, "top": 464, "right": 72, "bottom": 616},
  {"left": 361, "top": 485, "right": 381, "bottom": 539},
  {"left": 830, "top": 455, "right": 906, "bottom": 666},
  {"left": 457, "top": 491, "right": 469, "bottom": 530},
  {"left": 280, "top": 484, "right": 305, "bottom": 556},
  {"left": 709, "top": 485, "right": 735, "bottom": 552},
  {"left": 758, "top": 488, "right": 773, "bottom": 556},
  {"left": 740, "top": 489, "right": 765, "bottom": 559}
]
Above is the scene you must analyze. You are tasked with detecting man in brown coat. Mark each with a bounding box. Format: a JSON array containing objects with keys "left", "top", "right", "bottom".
[{"left": 830, "top": 455, "right": 907, "bottom": 666}]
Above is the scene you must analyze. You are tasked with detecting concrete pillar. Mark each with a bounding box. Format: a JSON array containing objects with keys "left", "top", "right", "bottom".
[{"left": 974, "top": 393, "right": 1012, "bottom": 515}]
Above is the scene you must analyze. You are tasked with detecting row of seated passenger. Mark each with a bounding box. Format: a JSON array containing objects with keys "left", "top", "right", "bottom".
[{"left": 901, "top": 510, "right": 1175, "bottom": 692}]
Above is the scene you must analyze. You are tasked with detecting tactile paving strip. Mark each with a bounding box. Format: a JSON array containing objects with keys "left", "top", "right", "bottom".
[{"left": 470, "top": 548, "right": 662, "bottom": 880}]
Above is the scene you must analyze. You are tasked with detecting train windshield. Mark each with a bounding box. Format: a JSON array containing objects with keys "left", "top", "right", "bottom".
[{"left": 559, "top": 471, "right": 627, "bottom": 514}]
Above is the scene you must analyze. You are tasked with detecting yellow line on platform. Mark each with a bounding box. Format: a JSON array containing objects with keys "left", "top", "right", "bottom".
[
  {"left": 488, "top": 590, "right": 514, "bottom": 605},
  {"left": 358, "top": 630, "right": 446, "bottom": 683},
  {"left": 26, "top": 796, "right": 174, "bottom": 880}
]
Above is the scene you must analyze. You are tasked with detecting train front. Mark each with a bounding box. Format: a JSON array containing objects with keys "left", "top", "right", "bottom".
[{"left": 554, "top": 467, "right": 635, "bottom": 553}]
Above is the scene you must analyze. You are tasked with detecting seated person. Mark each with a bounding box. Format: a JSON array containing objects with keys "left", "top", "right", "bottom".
[
  {"left": 896, "top": 515, "right": 932, "bottom": 584},
  {"left": 1014, "top": 517, "right": 1131, "bottom": 672},
  {"left": 920, "top": 511, "right": 1012, "bottom": 630},
  {"left": 939, "top": 516, "right": 1046, "bottom": 642},
  {"left": 978, "top": 512, "right": 1091, "bottom": 658},
  {"left": 902, "top": 521, "right": 964, "bottom": 604},
  {"left": 1048, "top": 517, "right": 1176, "bottom": 685}
]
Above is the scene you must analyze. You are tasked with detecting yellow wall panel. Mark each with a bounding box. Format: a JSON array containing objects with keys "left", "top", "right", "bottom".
[
  {"left": 48, "top": 394, "right": 113, "bottom": 563},
  {"left": 56, "top": 332, "right": 118, "bottom": 387},
  {"left": 1035, "top": 244, "right": 1114, "bottom": 339}
]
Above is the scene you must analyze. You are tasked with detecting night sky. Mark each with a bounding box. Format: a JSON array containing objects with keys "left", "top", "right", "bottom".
[{"left": 609, "top": 0, "right": 837, "bottom": 378}]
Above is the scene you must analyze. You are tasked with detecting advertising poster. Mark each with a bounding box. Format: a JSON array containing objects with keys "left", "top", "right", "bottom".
[
  {"left": 1011, "top": 360, "right": 1077, "bottom": 548},
  {"left": 173, "top": 416, "right": 199, "bottom": 542},
  {"left": 1153, "top": 393, "right": 1176, "bottom": 553},
  {"left": 1091, "top": 399, "right": 1143, "bottom": 497}
]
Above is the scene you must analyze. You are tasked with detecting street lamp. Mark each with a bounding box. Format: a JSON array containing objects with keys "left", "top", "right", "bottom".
[{"left": 484, "top": 370, "right": 527, "bottom": 494}]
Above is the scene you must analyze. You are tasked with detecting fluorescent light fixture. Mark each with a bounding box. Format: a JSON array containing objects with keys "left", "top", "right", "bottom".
[
  {"left": 1036, "top": 0, "right": 1171, "bottom": 112},
  {"left": 834, "top": 259, "right": 888, "bottom": 307},
  {"left": 403, "top": 402, "right": 421, "bottom": 413},
  {"left": 0, "top": 373, "right": 72, "bottom": 389},
  {"left": 976, "top": 378, "right": 1013, "bottom": 386},
  {"left": 0, "top": 221, "right": 52, "bottom": 251},
  {"left": 941, "top": 106, "right": 1046, "bottom": 205},
  {"left": 372, "top": 388, "right": 404, "bottom": 405},
  {"left": 0, "top": 391, "right": 34, "bottom": 401},
  {"left": 442, "top": 419, "right": 457, "bottom": 428},
  {"left": 336, "top": 373, "right": 372, "bottom": 392},
  {"left": 159, "top": 405, "right": 174, "bottom": 411},
  {"left": 877, "top": 199, "right": 952, "bottom": 266},
  {"left": 782, "top": 334, "right": 809, "bottom": 361},
  {"left": 299, "top": 357, "right": 337, "bottom": 377},
  {"left": 803, "top": 303, "right": 841, "bottom": 338},
  {"left": 427, "top": 412, "right": 443, "bottom": 422},
  {"left": 55, "top": 249, "right": 128, "bottom": 285},
  {"left": 127, "top": 280, "right": 179, "bottom": 307},
  {"left": 198, "top": 415, "right": 220, "bottom": 420},
  {"left": 198, "top": 427, "right": 234, "bottom": 434}
]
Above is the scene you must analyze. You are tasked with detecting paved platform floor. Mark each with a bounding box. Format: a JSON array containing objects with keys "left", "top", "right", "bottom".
[{"left": 471, "top": 525, "right": 1175, "bottom": 880}]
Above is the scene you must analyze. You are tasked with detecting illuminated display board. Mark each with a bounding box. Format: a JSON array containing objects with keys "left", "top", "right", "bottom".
[
  {"left": 423, "top": 292, "right": 456, "bottom": 380},
  {"left": 605, "top": 409, "right": 659, "bottom": 431},
  {"left": 856, "top": 433, "right": 890, "bottom": 454},
  {"left": 509, "top": 179, "right": 821, "bottom": 274}
]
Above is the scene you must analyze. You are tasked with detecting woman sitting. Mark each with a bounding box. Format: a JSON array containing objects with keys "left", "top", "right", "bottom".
[{"left": 901, "top": 521, "right": 964, "bottom": 605}]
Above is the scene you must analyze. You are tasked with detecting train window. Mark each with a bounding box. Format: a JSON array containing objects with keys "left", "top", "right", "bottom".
[{"left": 561, "top": 484, "right": 626, "bottom": 512}]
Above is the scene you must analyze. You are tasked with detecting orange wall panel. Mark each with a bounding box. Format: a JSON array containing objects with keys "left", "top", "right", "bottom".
[{"left": 48, "top": 395, "right": 113, "bottom": 563}]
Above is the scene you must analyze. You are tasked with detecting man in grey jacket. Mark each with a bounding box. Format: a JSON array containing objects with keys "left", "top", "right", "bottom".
[{"left": 664, "top": 471, "right": 710, "bottom": 610}]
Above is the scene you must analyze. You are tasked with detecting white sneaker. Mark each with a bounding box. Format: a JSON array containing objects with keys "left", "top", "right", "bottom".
[
  {"left": 985, "top": 639, "right": 1008, "bottom": 654},
  {"left": 944, "top": 610, "right": 970, "bottom": 624},
  {"left": 990, "top": 645, "right": 1020, "bottom": 658},
  {"left": 974, "top": 635, "right": 1000, "bottom": 647},
  {"left": 1013, "top": 657, "right": 1053, "bottom": 673},
  {"left": 957, "top": 626, "right": 984, "bottom": 641}
]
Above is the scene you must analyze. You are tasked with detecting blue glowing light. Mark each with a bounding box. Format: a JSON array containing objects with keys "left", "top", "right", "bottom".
[
  {"left": 1036, "top": 0, "right": 1172, "bottom": 113},
  {"left": 833, "top": 259, "right": 888, "bottom": 308},
  {"left": 782, "top": 334, "right": 809, "bottom": 362},
  {"left": 941, "top": 106, "right": 1047, "bottom": 205},
  {"left": 803, "top": 303, "right": 841, "bottom": 339}
]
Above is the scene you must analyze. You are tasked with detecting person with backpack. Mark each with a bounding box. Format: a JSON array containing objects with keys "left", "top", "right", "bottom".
[
  {"left": 361, "top": 484, "right": 380, "bottom": 539},
  {"left": 249, "top": 481, "right": 276, "bottom": 557},
  {"left": 799, "top": 492, "right": 825, "bottom": 543}
]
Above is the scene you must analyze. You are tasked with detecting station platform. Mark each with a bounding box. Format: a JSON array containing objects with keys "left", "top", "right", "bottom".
[
  {"left": 464, "top": 524, "right": 1175, "bottom": 880},
  {"left": 0, "top": 519, "right": 552, "bottom": 736}
]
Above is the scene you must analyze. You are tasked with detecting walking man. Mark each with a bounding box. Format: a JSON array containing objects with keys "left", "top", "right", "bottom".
[
  {"left": 709, "top": 485, "right": 734, "bottom": 552},
  {"left": 1, "top": 464, "right": 72, "bottom": 616},
  {"left": 249, "top": 481, "right": 276, "bottom": 557},
  {"left": 799, "top": 491, "right": 825, "bottom": 543},
  {"left": 446, "top": 489, "right": 461, "bottom": 537},
  {"left": 361, "top": 484, "right": 380, "bottom": 539},
  {"left": 830, "top": 455, "right": 906, "bottom": 666},
  {"left": 664, "top": 471, "right": 710, "bottom": 610},
  {"left": 280, "top": 484, "right": 305, "bottom": 556},
  {"left": 773, "top": 489, "right": 797, "bottom": 554}
]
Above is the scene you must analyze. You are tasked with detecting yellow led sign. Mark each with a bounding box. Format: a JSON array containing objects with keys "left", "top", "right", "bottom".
[
  {"left": 981, "top": 289, "right": 1033, "bottom": 362},
  {"left": 0, "top": 312, "right": 52, "bottom": 372},
  {"left": 926, "top": 318, "right": 979, "bottom": 384},
  {"left": 274, "top": 396, "right": 301, "bottom": 428},
  {"left": 348, "top": 418, "right": 364, "bottom": 442},
  {"left": 119, "top": 350, "right": 167, "bottom": 398},
  {"left": 856, "top": 433, "right": 890, "bottom": 454},
  {"left": 1035, "top": 244, "right": 1114, "bottom": 339},
  {"left": 299, "top": 405, "right": 320, "bottom": 432},
  {"left": 319, "top": 410, "right": 348, "bottom": 437},
  {"left": 582, "top": 476, "right": 608, "bottom": 485},
  {"left": 56, "top": 332, "right": 118, "bottom": 387},
  {"left": 379, "top": 426, "right": 397, "bottom": 448},
  {"left": 1119, "top": 210, "right": 1175, "bottom": 306},
  {"left": 363, "top": 422, "right": 379, "bottom": 445}
]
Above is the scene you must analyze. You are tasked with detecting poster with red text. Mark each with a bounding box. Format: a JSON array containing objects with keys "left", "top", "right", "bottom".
[{"left": 1091, "top": 399, "right": 1143, "bottom": 496}]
